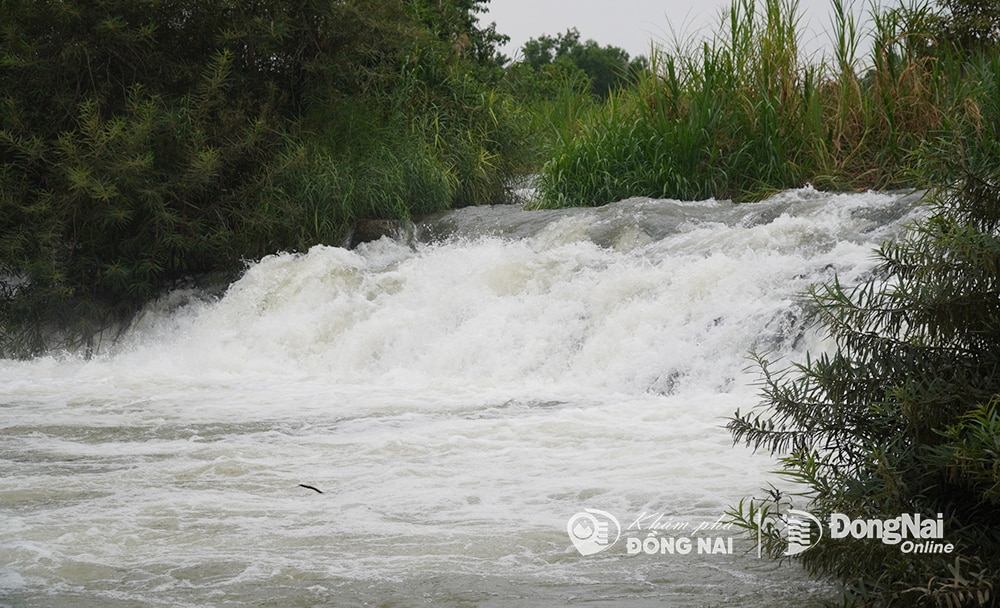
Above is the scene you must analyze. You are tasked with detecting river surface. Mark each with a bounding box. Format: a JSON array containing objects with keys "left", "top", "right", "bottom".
[{"left": 1, "top": 187, "right": 924, "bottom": 607}]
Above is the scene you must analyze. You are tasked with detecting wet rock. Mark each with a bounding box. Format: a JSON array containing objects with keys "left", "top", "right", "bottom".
[{"left": 345, "top": 219, "right": 414, "bottom": 249}]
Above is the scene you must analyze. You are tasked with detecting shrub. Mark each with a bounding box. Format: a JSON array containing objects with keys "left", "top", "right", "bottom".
[
  {"left": 727, "top": 154, "right": 1000, "bottom": 605},
  {"left": 0, "top": 0, "right": 527, "bottom": 356},
  {"left": 531, "top": 0, "right": 999, "bottom": 207}
]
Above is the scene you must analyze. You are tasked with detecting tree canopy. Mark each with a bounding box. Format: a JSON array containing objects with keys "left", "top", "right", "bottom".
[
  {"left": 938, "top": 0, "right": 1000, "bottom": 49},
  {"left": 0, "top": 0, "right": 522, "bottom": 356},
  {"left": 519, "top": 28, "right": 646, "bottom": 98}
]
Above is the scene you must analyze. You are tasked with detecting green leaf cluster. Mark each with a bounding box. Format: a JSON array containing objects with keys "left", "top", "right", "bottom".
[
  {"left": 728, "top": 159, "right": 1000, "bottom": 604},
  {"left": 531, "top": 0, "right": 1000, "bottom": 207},
  {"left": 937, "top": 0, "right": 1000, "bottom": 50},
  {"left": 518, "top": 28, "right": 646, "bottom": 99},
  {"left": 0, "top": 0, "right": 528, "bottom": 356}
]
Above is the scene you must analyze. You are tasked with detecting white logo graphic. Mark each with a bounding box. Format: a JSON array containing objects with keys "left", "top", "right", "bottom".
[
  {"left": 567, "top": 509, "right": 621, "bottom": 556},
  {"left": 783, "top": 509, "right": 823, "bottom": 556},
  {"left": 758, "top": 510, "right": 951, "bottom": 556}
]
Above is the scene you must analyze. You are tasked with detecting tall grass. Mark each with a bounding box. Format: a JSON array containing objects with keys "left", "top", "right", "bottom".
[
  {"left": 500, "top": 63, "right": 604, "bottom": 168},
  {"left": 532, "top": 0, "right": 999, "bottom": 207},
  {"left": 243, "top": 70, "right": 532, "bottom": 258}
]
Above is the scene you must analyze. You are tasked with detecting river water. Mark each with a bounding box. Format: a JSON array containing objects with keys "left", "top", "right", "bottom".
[{"left": 1, "top": 187, "right": 923, "bottom": 607}]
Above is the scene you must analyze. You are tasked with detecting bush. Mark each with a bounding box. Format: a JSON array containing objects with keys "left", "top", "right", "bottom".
[
  {"left": 531, "top": 0, "right": 999, "bottom": 207},
  {"left": 0, "top": 52, "right": 279, "bottom": 355},
  {"left": 727, "top": 155, "right": 1000, "bottom": 605},
  {"left": 0, "top": 0, "right": 528, "bottom": 356}
]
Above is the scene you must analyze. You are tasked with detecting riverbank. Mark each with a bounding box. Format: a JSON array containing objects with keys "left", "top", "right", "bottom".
[{"left": 530, "top": 0, "right": 1000, "bottom": 207}]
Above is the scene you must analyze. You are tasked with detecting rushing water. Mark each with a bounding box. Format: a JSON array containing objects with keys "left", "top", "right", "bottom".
[{"left": 1, "top": 187, "right": 924, "bottom": 607}]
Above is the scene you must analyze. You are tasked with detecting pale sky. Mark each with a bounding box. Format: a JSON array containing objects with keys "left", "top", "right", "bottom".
[{"left": 483, "top": 0, "right": 877, "bottom": 62}]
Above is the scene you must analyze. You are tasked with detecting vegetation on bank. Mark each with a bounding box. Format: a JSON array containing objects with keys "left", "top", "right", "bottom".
[
  {"left": 532, "top": 0, "right": 1000, "bottom": 207},
  {"left": 729, "top": 150, "right": 1000, "bottom": 606},
  {"left": 0, "top": 0, "right": 528, "bottom": 355},
  {"left": 503, "top": 1, "right": 1000, "bottom": 603},
  {"left": 3, "top": 0, "right": 1000, "bottom": 605},
  {"left": 516, "top": 28, "right": 647, "bottom": 99},
  {"left": 704, "top": 2, "right": 1000, "bottom": 606}
]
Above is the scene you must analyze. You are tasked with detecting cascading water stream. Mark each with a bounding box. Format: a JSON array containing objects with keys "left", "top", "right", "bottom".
[{"left": 1, "top": 187, "right": 923, "bottom": 607}]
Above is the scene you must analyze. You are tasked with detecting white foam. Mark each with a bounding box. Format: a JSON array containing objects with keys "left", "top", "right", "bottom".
[{"left": 0, "top": 189, "right": 923, "bottom": 606}]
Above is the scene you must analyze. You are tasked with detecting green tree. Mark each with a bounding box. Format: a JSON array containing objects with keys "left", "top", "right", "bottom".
[
  {"left": 519, "top": 28, "right": 642, "bottom": 98},
  {"left": 412, "top": 0, "right": 510, "bottom": 71},
  {"left": 938, "top": 0, "right": 1000, "bottom": 49},
  {"left": 0, "top": 0, "right": 525, "bottom": 356}
]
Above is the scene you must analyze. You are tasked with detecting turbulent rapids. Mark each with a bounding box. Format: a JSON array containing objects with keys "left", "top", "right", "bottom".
[{"left": 0, "top": 188, "right": 923, "bottom": 607}]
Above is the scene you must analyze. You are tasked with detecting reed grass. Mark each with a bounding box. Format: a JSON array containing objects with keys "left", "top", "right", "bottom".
[
  {"left": 243, "top": 69, "right": 532, "bottom": 257},
  {"left": 532, "top": 0, "right": 999, "bottom": 207}
]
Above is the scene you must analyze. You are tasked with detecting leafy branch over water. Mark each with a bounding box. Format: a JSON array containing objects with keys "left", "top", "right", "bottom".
[{"left": 728, "top": 118, "right": 1000, "bottom": 606}]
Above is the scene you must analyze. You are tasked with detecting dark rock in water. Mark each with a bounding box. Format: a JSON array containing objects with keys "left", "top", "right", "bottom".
[{"left": 345, "top": 219, "right": 414, "bottom": 249}]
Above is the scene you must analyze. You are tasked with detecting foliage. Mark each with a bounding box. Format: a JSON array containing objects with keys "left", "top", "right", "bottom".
[
  {"left": 531, "top": 0, "right": 1000, "bottom": 208},
  {"left": 498, "top": 62, "right": 601, "bottom": 173},
  {"left": 518, "top": 28, "right": 646, "bottom": 98},
  {"left": 411, "top": 0, "right": 511, "bottom": 71},
  {"left": 726, "top": 152, "right": 1000, "bottom": 604},
  {"left": 0, "top": 0, "right": 528, "bottom": 356},
  {"left": 936, "top": 0, "right": 1000, "bottom": 50}
]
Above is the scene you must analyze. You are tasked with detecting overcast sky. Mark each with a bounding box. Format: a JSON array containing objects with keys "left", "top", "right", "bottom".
[{"left": 482, "top": 0, "right": 877, "bottom": 62}]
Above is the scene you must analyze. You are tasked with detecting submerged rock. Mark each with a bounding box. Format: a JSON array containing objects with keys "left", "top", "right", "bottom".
[{"left": 345, "top": 219, "right": 415, "bottom": 249}]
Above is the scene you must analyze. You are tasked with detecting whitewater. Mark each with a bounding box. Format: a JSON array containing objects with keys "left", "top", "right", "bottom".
[{"left": 0, "top": 187, "right": 923, "bottom": 607}]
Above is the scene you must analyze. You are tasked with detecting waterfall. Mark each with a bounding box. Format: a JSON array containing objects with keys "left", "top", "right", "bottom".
[{"left": 0, "top": 188, "right": 923, "bottom": 607}]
